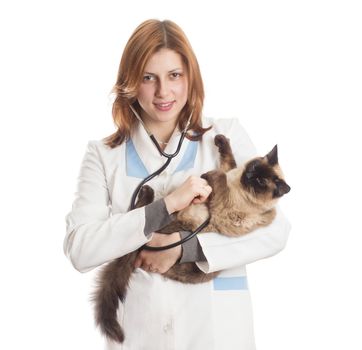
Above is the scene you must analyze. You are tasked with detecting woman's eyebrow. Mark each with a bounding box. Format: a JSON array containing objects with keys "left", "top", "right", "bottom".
[{"left": 143, "top": 68, "right": 183, "bottom": 75}]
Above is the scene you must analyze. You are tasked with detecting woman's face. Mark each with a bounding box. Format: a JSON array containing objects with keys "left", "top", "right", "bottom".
[{"left": 137, "top": 48, "right": 188, "bottom": 129}]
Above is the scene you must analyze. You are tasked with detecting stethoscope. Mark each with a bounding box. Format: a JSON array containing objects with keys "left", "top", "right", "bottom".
[{"left": 128, "top": 104, "right": 210, "bottom": 251}]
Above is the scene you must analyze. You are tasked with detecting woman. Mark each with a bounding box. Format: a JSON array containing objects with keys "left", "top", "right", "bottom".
[{"left": 64, "top": 19, "right": 291, "bottom": 350}]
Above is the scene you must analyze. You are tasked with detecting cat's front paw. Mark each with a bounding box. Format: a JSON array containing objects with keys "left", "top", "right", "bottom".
[
  {"left": 201, "top": 170, "right": 227, "bottom": 203},
  {"left": 214, "top": 134, "right": 231, "bottom": 153},
  {"left": 200, "top": 170, "right": 215, "bottom": 184},
  {"left": 136, "top": 185, "right": 155, "bottom": 207},
  {"left": 201, "top": 170, "right": 225, "bottom": 186}
]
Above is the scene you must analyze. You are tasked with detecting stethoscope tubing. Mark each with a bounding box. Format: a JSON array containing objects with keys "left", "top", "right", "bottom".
[
  {"left": 142, "top": 216, "right": 210, "bottom": 251},
  {"left": 128, "top": 130, "right": 187, "bottom": 212},
  {"left": 128, "top": 105, "right": 210, "bottom": 251}
]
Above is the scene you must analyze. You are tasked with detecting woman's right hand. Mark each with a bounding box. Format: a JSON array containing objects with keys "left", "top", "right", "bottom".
[{"left": 164, "top": 175, "right": 212, "bottom": 214}]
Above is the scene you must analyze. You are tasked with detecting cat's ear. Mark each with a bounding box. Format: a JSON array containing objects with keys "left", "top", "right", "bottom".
[{"left": 265, "top": 145, "right": 278, "bottom": 166}]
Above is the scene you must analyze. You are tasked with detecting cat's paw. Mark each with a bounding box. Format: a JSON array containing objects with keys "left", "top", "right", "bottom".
[
  {"left": 136, "top": 185, "right": 154, "bottom": 206},
  {"left": 214, "top": 134, "right": 230, "bottom": 152},
  {"left": 200, "top": 170, "right": 215, "bottom": 183},
  {"left": 201, "top": 170, "right": 225, "bottom": 185},
  {"left": 139, "top": 184, "right": 154, "bottom": 199}
]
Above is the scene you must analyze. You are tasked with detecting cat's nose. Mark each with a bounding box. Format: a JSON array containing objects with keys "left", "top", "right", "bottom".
[{"left": 275, "top": 181, "right": 290, "bottom": 197}]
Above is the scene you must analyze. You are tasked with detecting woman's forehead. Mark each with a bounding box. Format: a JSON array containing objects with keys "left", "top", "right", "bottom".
[{"left": 144, "top": 48, "right": 185, "bottom": 73}]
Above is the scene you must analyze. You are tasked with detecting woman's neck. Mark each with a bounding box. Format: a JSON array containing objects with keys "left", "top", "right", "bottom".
[{"left": 140, "top": 114, "right": 178, "bottom": 146}]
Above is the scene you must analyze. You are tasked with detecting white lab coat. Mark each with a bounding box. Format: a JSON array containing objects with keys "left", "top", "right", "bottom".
[{"left": 64, "top": 117, "right": 291, "bottom": 350}]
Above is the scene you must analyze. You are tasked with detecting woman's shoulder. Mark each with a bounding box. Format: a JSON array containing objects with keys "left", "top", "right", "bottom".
[
  {"left": 83, "top": 138, "right": 125, "bottom": 164},
  {"left": 202, "top": 116, "right": 247, "bottom": 135},
  {"left": 86, "top": 138, "right": 124, "bottom": 152}
]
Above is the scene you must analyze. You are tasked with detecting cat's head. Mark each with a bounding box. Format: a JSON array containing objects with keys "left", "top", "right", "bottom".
[{"left": 240, "top": 145, "right": 290, "bottom": 206}]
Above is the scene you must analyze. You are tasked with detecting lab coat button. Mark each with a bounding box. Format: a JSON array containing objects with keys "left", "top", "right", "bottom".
[{"left": 163, "top": 321, "right": 173, "bottom": 333}]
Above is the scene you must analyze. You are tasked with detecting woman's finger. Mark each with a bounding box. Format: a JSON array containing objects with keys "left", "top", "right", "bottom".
[
  {"left": 134, "top": 256, "right": 142, "bottom": 268},
  {"left": 140, "top": 261, "right": 150, "bottom": 271},
  {"left": 134, "top": 261, "right": 141, "bottom": 269},
  {"left": 200, "top": 178, "right": 210, "bottom": 187},
  {"left": 193, "top": 185, "right": 212, "bottom": 203}
]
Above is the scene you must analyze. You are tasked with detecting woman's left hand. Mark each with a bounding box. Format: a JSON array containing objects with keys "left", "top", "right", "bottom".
[{"left": 134, "top": 232, "right": 182, "bottom": 274}]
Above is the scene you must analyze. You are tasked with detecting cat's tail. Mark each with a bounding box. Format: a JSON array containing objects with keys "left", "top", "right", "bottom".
[{"left": 90, "top": 252, "right": 137, "bottom": 343}]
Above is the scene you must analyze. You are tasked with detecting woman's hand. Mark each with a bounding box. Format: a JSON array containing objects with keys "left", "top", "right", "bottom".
[
  {"left": 134, "top": 232, "right": 182, "bottom": 274},
  {"left": 164, "top": 175, "right": 212, "bottom": 214}
]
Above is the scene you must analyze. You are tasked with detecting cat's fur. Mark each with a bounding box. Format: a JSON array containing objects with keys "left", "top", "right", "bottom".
[{"left": 91, "top": 134, "right": 290, "bottom": 343}]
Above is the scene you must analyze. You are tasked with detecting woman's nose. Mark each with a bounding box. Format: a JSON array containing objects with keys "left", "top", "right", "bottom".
[{"left": 155, "top": 78, "right": 170, "bottom": 98}]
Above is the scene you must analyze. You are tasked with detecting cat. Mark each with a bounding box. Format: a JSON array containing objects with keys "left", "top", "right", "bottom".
[{"left": 91, "top": 134, "right": 291, "bottom": 343}]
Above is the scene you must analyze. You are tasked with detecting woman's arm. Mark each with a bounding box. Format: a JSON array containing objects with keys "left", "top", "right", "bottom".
[
  {"left": 196, "top": 205, "right": 291, "bottom": 273},
  {"left": 63, "top": 141, "right": 175, "bottom": 273},
  {"left": 194, "top": 118, "right": 291, "bottom": 273},
  {"left": 133, "top": 176, "right": 213, "bottom": 272}
]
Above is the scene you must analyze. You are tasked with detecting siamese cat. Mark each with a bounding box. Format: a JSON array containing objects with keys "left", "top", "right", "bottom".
[{"left": 91, "top": 134, "right": 290, "bottom": 343}]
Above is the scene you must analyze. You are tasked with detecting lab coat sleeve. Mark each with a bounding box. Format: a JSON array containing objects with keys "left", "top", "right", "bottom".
[
  {"left": 63, "top": 141, "right": 151, "bottom": 273},
  {"left": 196, "top": 118, "right": 291, "bottom": 273}
]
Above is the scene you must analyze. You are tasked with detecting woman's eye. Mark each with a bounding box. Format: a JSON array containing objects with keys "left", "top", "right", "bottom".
[
  {"left": 143, "top": 75, "right": 155, "bottom": 82},
  {"left": 170, "top": 72, "right": 181, "bottom": 79}
]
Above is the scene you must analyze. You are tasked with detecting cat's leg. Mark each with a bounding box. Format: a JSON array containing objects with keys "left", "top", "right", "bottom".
[
  {"left": 201, "top": 169, "right": 229, "bottom": 206},
  {"left": 156, "top": 220, "right": 189, "bottom": 234},
  {"left": 135, "top": 185, "right": 154, "bottom": 207},
  {"left": 164, "top": 262, "right": 220, "bottom": 283},
  {"left": 258, "top": 208, "right": 277, "bottom": 226},
  {"left": 214, "top": 134, "right": 237, "bottom": 171}
]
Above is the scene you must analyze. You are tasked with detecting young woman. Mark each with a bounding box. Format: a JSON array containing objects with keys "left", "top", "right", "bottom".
[{"left": 64, "top": 19, "right": 291, "bottom": 350}]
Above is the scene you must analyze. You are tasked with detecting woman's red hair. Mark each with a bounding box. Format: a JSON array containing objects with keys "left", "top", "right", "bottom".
[{"left": 103, "top": 19, "right": 211, "bottom": 148}]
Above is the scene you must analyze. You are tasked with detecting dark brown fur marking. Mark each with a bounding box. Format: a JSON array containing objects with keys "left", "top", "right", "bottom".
[{"left": 214, "top": 134, "right": 237, "bottom": 172}]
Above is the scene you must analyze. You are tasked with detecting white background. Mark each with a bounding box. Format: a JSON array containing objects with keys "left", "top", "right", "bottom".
[{"left": 1, "top": 0, "right": 361, "bottom": 349}]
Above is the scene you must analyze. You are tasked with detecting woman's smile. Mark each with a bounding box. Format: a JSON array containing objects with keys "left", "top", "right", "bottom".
[{"left": 153, "top": 101, "right": 175, "bottom": 111}]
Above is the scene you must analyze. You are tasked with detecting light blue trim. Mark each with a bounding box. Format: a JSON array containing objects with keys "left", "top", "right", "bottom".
[
  {"left": 173, "top": 141, "right": 198, "bottom": 174},
  {"left": 126, "top": 138, "right": 198, "bottom": 178},
  {"left": 213, "top": 276, "right": 248, "bottom": 290},
  {"left": 126, "top": 139, "right": 149, "bottom": 178}
]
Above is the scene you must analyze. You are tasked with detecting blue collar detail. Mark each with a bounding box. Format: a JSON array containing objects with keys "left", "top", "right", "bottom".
[
  {"left": 126, "top": 139, "right": 149, "bottom": 178},
  {"left": 126, "top": 138, "right": 198, "bottom": 178},
  {"left": 172, "top": 139, "right": 198, "bottom": 174}
]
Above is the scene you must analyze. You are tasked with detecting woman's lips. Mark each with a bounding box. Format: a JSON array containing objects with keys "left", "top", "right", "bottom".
[{"left": 154, "top": 101, "right": 175, "bottom": 111}]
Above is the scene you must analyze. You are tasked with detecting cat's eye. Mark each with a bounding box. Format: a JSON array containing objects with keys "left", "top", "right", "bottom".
[{"left": 256, "top": 177, "right": 266, "bottom": 186}]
